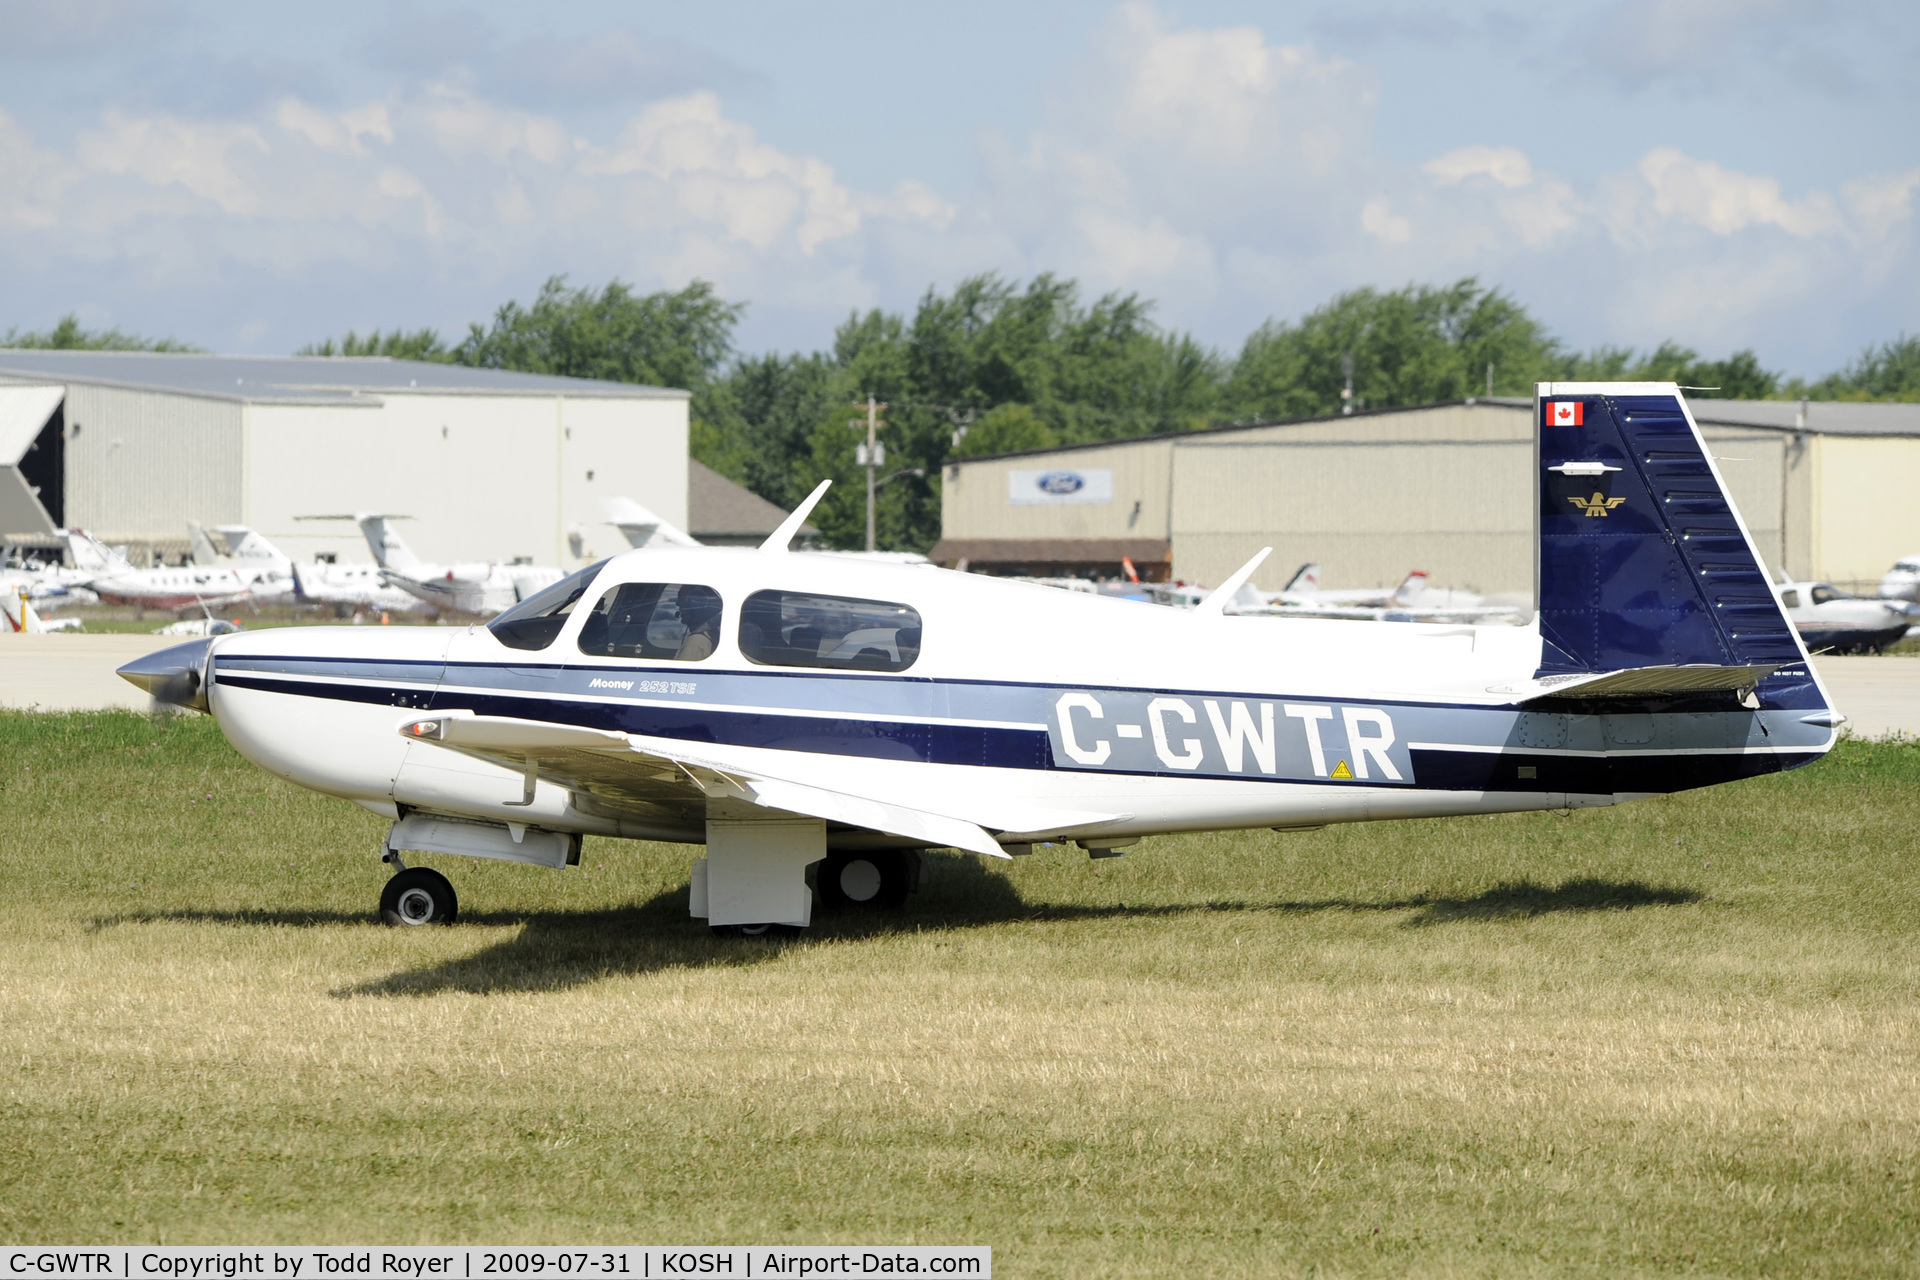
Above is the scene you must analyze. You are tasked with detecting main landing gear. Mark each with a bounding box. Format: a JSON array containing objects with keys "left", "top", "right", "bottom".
[
  {"left": 817, "top": 850, "right": 915, "bottom": 912},
  {"left": 379, "top": 853, "right": 458, "bottom": 926}
]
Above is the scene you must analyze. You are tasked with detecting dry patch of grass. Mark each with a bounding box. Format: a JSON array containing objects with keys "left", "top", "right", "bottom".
[{"left": 2, "top": 710, "right": 1918, "bottom": 1276}]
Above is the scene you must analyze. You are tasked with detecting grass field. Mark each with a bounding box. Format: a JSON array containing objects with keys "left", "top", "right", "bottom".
[{"left": 1, "top": 710, "right": 1916, "bottom": 1276}]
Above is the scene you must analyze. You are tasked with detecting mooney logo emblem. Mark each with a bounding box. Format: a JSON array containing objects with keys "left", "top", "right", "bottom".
[{"left": 1568, "top": 492, "right": 1627, "bottom": 517}]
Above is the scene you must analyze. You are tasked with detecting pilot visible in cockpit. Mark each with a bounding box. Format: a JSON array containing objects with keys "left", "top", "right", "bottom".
[{"left": 674, "top": 590, "right": 721, "bottom": 661}]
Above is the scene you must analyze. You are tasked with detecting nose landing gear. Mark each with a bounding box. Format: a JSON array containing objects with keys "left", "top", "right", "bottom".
[{"left": 379, "top": 853, "right": 458, "bottom": 926}]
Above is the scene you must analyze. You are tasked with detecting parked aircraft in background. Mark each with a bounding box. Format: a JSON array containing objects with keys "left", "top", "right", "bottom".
[
  {"left": 67, "top": 528, "right": 252, "bottom": 616},
  {"left": 604, "top": 494, "right": 930, "bottom": 566},
  {"left": 604, "top": 497, "right": 701, "bottom": 550},
  {"left": 3, "top": 587, "right": 82, "bottom": 632},
  {"left": 338, "top": 514, "right": 565, "bottom": 617},
  {"left": 1877, "top": 554, "right": 1920, "bottom": 604},
  {"left": 1775, "top": 578, "right": 1912, "bottom": 653},
  {"left": 2, "top": 547, "right": 99, "bottom": 607},
  {"left": 292, "top": 560, "right": 424, "bottom": 616},
  {"left": 198, "top": 522, "right": 418, "bottom": 616},
  {"left": 124, "top": 383, "right": 1838, "bottom": 936},
  {"left": 1241, "top": 568, "right": 1531, "bottom": 624},
  {"left": 188, "top": 522, "right": 296, "bottom": 604}
]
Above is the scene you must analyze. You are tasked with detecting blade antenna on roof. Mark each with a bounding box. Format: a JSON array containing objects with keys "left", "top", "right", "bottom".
[
  {"left": 759, "top": 480, "right": 832, "bottom": 554},
  {"left": 1193, "top": 547, "right": 1273, "bottom": 617}
]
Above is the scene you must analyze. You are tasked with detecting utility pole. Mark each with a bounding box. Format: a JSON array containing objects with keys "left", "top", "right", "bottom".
[
  {"left": 849, "top": 394, "right": 887, "bottom": 552},
  {"left": 1340, "top": 351, "right": 1355, "bottom": 415}
]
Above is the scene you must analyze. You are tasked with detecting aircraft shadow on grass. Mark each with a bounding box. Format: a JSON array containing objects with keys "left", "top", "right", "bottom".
[{"left": 91, "top": 860, "right": 1701, "bottom": 998}]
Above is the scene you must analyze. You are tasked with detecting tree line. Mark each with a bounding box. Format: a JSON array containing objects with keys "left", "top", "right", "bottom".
[{"left": 10, "top": 278, "right": 1918, "bottom": 551}]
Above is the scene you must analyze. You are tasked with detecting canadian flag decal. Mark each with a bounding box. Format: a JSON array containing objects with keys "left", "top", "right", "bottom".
[{"left": 1549, "top": 400, "right": 1584, "bottom": 426}]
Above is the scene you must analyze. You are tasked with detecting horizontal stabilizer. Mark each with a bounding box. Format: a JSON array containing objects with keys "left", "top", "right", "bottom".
[{"left": 1489, "top": 663, "right": 1780, "bottom": 702}]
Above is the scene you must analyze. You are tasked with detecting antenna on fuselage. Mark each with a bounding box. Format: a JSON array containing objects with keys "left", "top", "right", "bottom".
[
  {"left": 1193, "top": 546, "right": 1273, "bottom": 617},
  {"left": 759, "top": 479, "right": 833, "bottom": 554}
]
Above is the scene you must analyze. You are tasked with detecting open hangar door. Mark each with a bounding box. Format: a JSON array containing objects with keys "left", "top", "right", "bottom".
[{"left": 0, "top": 385, "right": 64, "bottom": 537}]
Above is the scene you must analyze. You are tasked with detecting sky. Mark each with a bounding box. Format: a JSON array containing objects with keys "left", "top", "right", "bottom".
[{"left": 0, "top": 0, "right": 1914, "bottom": 377}]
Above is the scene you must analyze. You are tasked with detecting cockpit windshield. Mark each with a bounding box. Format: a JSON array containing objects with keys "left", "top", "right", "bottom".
[{"left": 487, "top": 560, "right": 609, "bottom": 651}]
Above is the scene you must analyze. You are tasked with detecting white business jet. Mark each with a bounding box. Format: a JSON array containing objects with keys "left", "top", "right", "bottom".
[
  {"left": 1239, "top": 566, "right": 1530, "bottom": 624},
  {"left": 603, "top": 497, "right": 701, "bottom": 550},
  {"left": 121, "top": 384, "right": 1838, "bottom": 935},
  {"left": 188, "top": 523, "right": 296, "bottom": 605},
  {"left": 72, "top": 528, "right": 252, "bottom": 616},
  {"left": 299, "top": 514, "right": 564, "bottom": 618}
]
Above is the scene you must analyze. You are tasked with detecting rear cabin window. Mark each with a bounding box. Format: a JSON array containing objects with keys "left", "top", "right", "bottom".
[
  {"left": 1780, "top": 590, "right": 1801, "bottom": 609},
  {"left": 488, "top": 560, "right": 608, "bottom": 651},
  {"left": 577, "top": 583, "right": 724, "bottom": 662},
  {"left": 739, "top": 590, "right": 922, "bottom": 672}
]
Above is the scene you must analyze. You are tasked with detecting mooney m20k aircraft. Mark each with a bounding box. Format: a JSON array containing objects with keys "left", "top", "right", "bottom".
[{"left": 121, "top": 384, "right": 1840, "bottom": 934}]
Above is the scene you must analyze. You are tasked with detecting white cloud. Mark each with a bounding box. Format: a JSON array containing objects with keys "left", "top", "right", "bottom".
[
  {"left": 1359, "top": 198, "right": 1412, "bottom": 244},
  {"left": 1634, "top": 146, "right": 1839, "bottom": 237},
  {"left": 0, "top": 1, "right": 1910, "bottom": 373},
  {"left": 1424, "top": 145, "right": 1533, "bottom": 189},
  {"left": 75, "top": 109, "right": 268, "bottom": 215}
]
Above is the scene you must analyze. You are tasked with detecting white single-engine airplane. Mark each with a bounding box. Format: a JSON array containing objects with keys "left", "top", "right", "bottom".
[{"left": 122, "top": 385, "right": 1840, "bottom": 934}]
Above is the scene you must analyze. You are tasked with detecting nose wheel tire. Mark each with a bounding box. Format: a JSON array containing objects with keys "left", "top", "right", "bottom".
[
  {"left": 817, "top": 851, "right": 912, "bottom": 911},
  {"left": 380, "top": 867, "right": 458, "bottom": 926}
]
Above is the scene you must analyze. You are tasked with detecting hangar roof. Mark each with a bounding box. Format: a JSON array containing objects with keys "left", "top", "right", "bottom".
[{"left": 0, "top": 349, "right": 689, "bottom": 404}]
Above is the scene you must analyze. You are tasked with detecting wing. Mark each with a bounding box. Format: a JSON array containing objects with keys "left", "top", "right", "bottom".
[{"left": 398, "top": 713, "right": 1131, "bottom": 858}]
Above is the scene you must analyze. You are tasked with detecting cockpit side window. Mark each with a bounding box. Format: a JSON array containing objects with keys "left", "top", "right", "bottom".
[
  {"left": 577, "top": 583, "right": 724, "bottom": 662},
  {"left": 1810, "top": 585, "right": 1840, "bottom": 605},
  {"left": 487, "top": 559, "right": 608, "bottom": 651},
  {"left": 738, "top": 590, "right": 922, "bottom": 672}
]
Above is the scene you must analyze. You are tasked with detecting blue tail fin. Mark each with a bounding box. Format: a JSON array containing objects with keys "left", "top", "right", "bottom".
[{"left": 1534, "top": 384, "right": 1805, "bottom": 677}]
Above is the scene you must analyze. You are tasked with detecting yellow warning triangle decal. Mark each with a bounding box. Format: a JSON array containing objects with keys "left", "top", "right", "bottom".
[{"left": 1330, "top": 760, "right": 1353, "bottom": 780}]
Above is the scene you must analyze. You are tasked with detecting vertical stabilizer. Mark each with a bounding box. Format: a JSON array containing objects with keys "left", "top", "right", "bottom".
[
  {"left": 61, "top": 528, "right": 129, "bottom": 574},
  {"left": 1534, "top": 383, "right": 1806, "bottom": 677},
  {"left": 214, "top": 525, "right": 292, "bottom": 570},
  {"left": 188, "top": 522, "right": 229, "bottom": 566},
  {"left": 602, "top": 496, "right": 701, "bottom": 549},
  {"left": 355, "top": 515, "right": 423, "bottom": 573}
]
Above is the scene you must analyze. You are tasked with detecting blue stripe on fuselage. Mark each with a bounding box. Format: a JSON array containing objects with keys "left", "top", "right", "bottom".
[{"left": 212, "top": 654, "right": 1826, "bottom": 796}]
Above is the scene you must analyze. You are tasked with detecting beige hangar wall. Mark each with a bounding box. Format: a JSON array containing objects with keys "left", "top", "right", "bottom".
[{"left": 242, "top": 391, "right": 688, "bottom": 567}]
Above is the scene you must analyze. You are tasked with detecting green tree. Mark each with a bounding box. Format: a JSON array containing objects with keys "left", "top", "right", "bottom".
[
  {"left": 1224, "top": 278, "right": 1560, "bottom": 419},
  {"left": 296, "top": 328, "right": 448, "bottom": 360},
  {"left": 451, "top": 276, "right": 743, "bottom": 391},
  {"left": 693, "top": 351, "right": 845, "bottom": 509},
  {"left": 1792, "top": 335, "right": 1920, "bottom": 401},
  {"left": 1562, "top": 340, "right": 1777, "bottom": 398},
  {"left": 953, "top": 403, "right": 1057, "bottom": 457},
  {"left": 3, "top": 313, "right": 200, "bottom": 352}
]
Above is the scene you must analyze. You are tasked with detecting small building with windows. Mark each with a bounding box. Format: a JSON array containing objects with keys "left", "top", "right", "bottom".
[{"left": 932, "top": 397, "right": 1920, "bottom": 595}]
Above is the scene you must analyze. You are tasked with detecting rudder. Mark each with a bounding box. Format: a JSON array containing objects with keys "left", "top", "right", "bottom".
[{"left": 1534, "top": 383, "right": 1804, "bottom": 678}]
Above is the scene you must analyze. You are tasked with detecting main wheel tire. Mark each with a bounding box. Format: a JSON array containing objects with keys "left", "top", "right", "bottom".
[
  {"left": 817, "top": 851, "right": 911, "bottom": 911},
  {"left": 380, "top": 867, "right": 458, "bottom": 926},
  {"left": 710, "top": 923, "right": 800, "bottom": 939}
]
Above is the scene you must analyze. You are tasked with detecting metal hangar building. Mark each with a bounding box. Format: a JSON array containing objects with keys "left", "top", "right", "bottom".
[
  {"left": 932, "top": 397, "right": 1920, "bottom": 594},
  {"left": 0, "top": 349, "right": 690, "bottom": 568}
]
